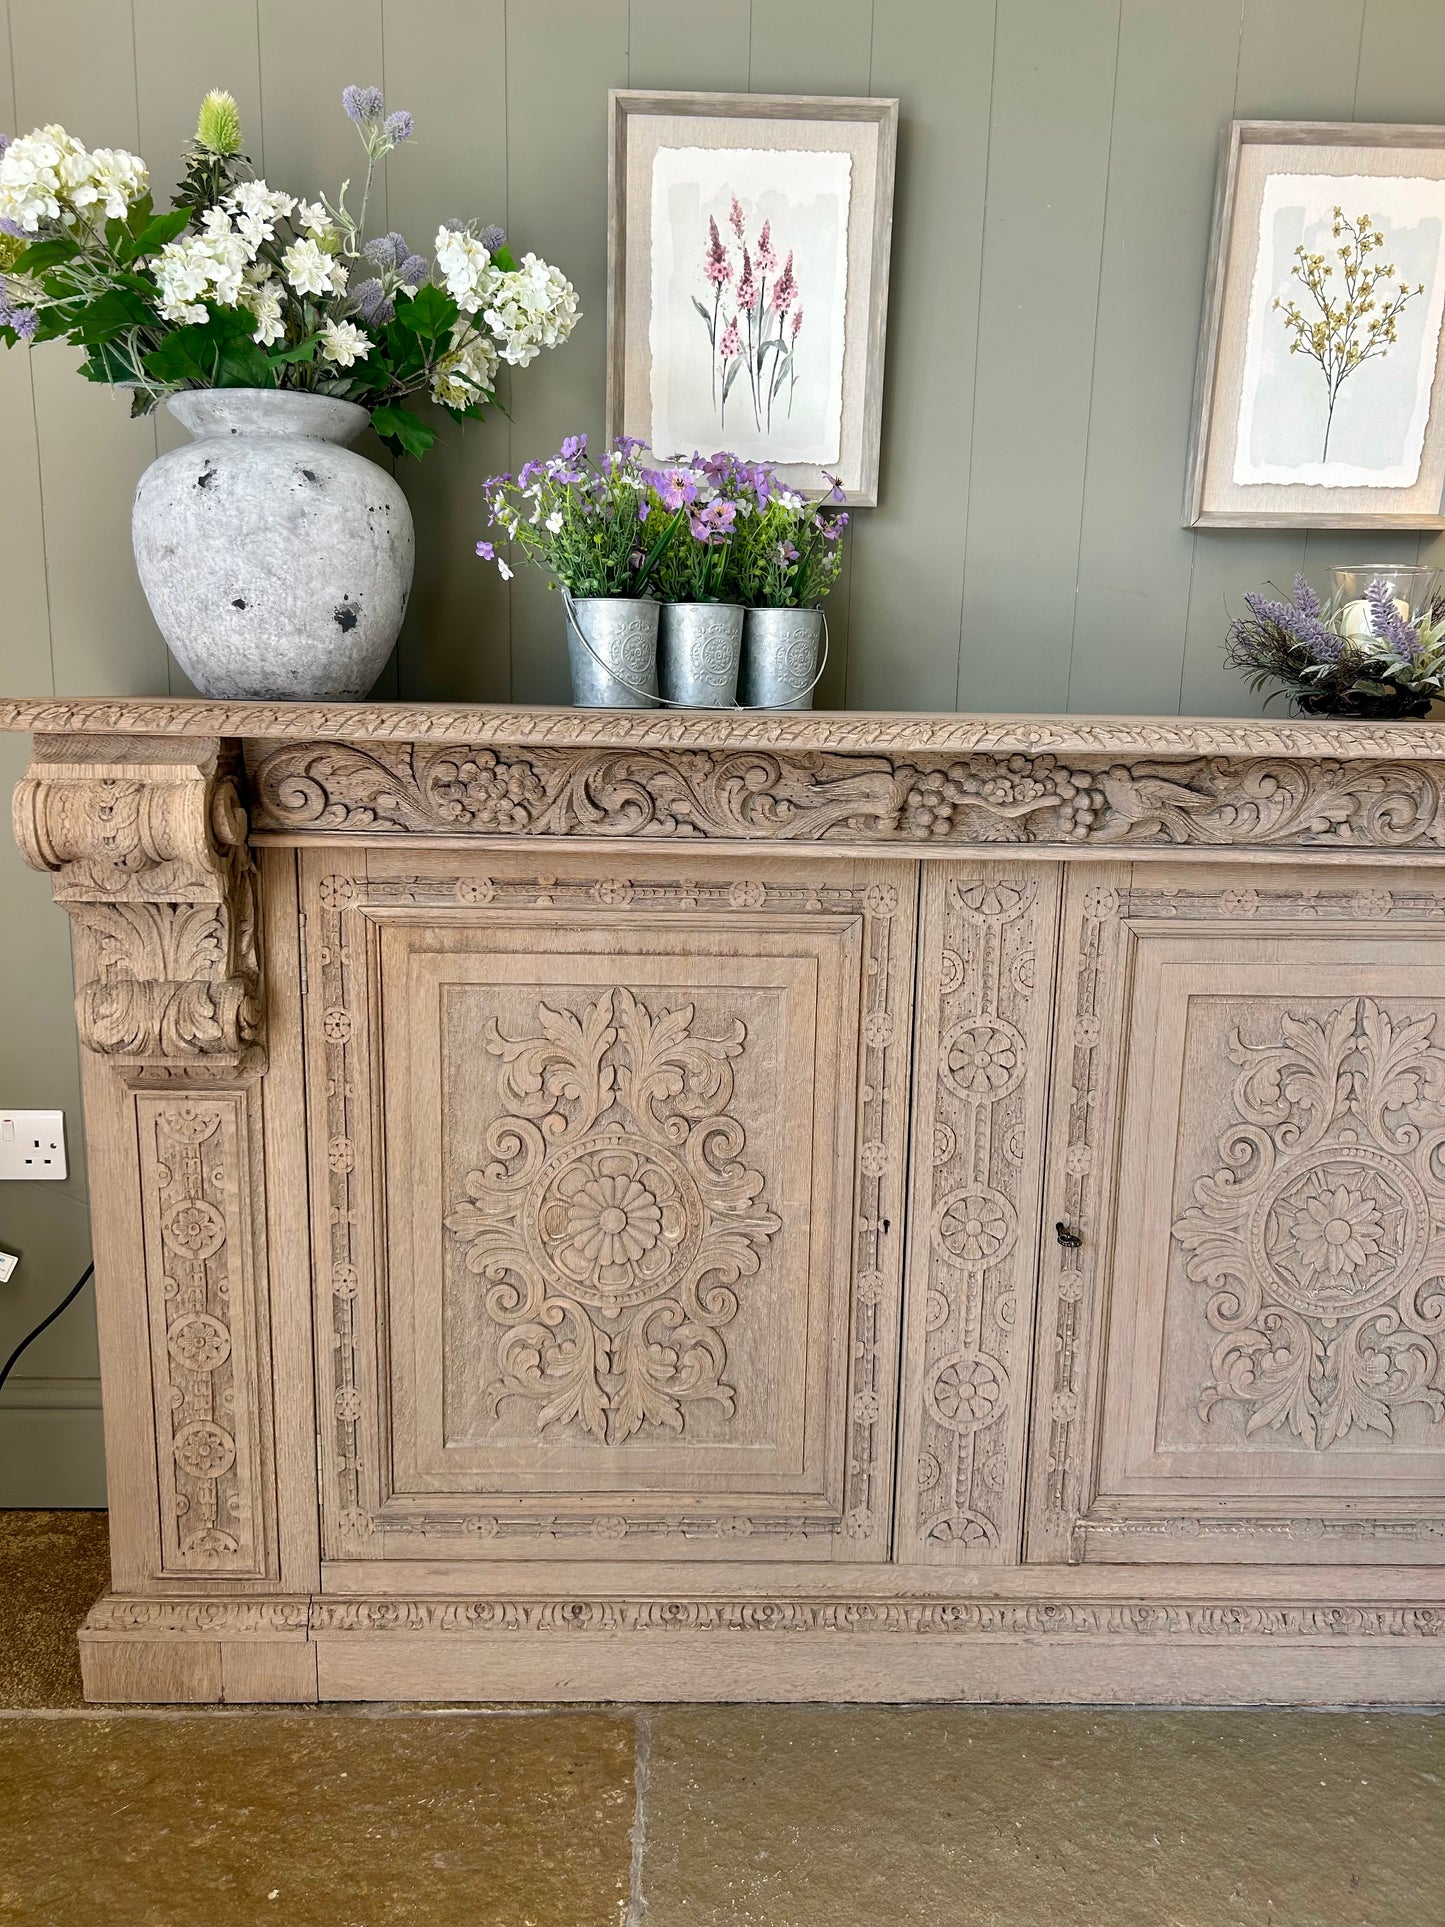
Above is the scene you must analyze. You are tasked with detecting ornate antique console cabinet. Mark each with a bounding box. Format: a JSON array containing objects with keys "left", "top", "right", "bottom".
[{"left": 4, "top": 697, "right": 1444, "bottom": 1705}]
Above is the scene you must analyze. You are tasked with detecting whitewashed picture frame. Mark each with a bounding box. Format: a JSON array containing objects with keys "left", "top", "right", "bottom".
[
  {"left": 607, "top": 90, "right": 898, "bottom": 506},
  {"left": 1186, "top": 120, "right": 1445, "bottom": 529}
]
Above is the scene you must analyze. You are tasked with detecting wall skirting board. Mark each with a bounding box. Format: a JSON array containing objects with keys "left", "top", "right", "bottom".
[{"left": 4, "top": 700, "right": 1442, "bottom": 1705}]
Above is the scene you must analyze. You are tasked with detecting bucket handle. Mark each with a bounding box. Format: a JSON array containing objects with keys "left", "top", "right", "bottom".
[{"left": 563, "top": 590, "right": 829, "bottom": 710}]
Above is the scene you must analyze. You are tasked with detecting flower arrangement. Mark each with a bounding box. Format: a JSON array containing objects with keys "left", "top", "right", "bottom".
[
  {"left": 1225, "top": 574, "right": 1445, "bottom": 718},
  {"left": 0, "top": 85, "right": 578, "bottom": 459},
  {"left": 476, "top": 440, "right": 847, "bottom": 607}
]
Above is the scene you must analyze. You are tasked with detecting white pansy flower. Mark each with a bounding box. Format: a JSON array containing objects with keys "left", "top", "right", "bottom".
[
  {"left": 282, "top": 237, "right": 346, "bottom": 298},
  {"left": 319, "top": 317, "right": 371, "bottom": 367},
  {"left": 430, "top": 321, "right": 500, "bottom": 408}
]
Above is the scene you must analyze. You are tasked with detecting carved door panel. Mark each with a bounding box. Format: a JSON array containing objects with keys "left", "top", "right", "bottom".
[
  {"left": 301, "top": 848, "right": 915, "bottom": 1564},
  {"left": 895, "top": 864, "right": 1064, "bottom": 1563},
  {"left": 1026, "top": 866, "right": 1445, "bottom": 1566}
]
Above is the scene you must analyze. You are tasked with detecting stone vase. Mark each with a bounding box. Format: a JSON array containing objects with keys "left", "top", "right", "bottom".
[{"left": 132, "top": 388, "right": 414, "bottom": 701}]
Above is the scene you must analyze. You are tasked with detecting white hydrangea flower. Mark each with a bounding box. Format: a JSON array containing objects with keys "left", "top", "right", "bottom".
[
  {"left": 481, "top": 252, "right": 579, "bottom": 367},
  {"left": 430, "top": 322, "right": 500, "bottom": 408},
  {"left": 0, "top": 124, "right": 89, "bottom": 231},
  {"left": 151, "top": 229, "right": 250, "bottom": 321},
  {"left": 223, "top": 179, "right": 296, "bottom": 251},
  {"left": 73, "top": 146, "right": 148, "bottom": 219},
  {"left": 434, "top": 226, "right": 493, "bottom": 314},
  {"left": 319, "top": 317, "right": 371, "bottom": 367},
  {"left": 282, "top": 237, "right": 347, "bottom": 299},
  {"left": 240, "top": 276, "right": 286, "bottom": 347}
]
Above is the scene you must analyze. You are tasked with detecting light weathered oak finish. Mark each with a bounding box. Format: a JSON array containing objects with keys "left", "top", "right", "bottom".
[{"left": 4, "top": 703, "right": 1442, "bottom": 1704}]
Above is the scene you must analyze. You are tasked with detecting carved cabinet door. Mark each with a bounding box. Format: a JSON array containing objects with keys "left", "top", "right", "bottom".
[
  {"left": 300, "top": 848, "right": 915, "bottom": 1565},
  {"left": 1026, "top": 864, "right": 1445, "bottom": 1566}
]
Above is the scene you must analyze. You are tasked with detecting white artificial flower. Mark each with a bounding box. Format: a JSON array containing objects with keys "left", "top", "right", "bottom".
[
  {"left": 429, "top": 321, "right": 499, "bottom": 408},
  {"left": 480, "top": 252, "right": 579, "bottom": 367},
  {"left": 0, "top": 124, "right": 86, "bottom": 231},
  {"left": 77, "top": 146, "right": 148, "bottom": 219},
  {"left": 282, "top": 237, "right": 346, "bottom": 299},
  {"left": 496, "top": 558, "right": 514, "bottom": 581},
  {"left": 151, "top": 229, "right": 250, "bottom": 321},
  {"left": 434, "top": 226, "right": 492, "bottom": 314},
  {"left": 240, "top": 276, "right": 286, "bottom": 347},
  {"left": 319, "top": 317, "right": 371, "bottom": 367},
  {"left": 295, "top": 200, "right": 341, "bottom": 248}
]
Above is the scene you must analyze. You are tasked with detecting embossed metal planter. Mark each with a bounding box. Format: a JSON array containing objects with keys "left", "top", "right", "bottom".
[
  {"left": 739, "top": 607, "right": 826, "bottom": 710},
  {"left": 658, "top": 602, "right": 744, "bottom": 708},
  {"left": 565, "top": 596, "right": 660, "bottom": 707}
]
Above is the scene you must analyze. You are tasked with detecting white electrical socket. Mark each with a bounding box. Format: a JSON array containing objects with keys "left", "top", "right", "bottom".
[
  {"left": 0, "top": 1111, "right": 67, "bottom": 1181},
  {"left": 0, "top": 1251, "right": 17, "bottom": 1284}
]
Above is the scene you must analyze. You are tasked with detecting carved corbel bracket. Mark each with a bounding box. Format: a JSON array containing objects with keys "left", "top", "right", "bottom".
[{"left": 13, "top": 734, "right": 264, "bottom": 1073}]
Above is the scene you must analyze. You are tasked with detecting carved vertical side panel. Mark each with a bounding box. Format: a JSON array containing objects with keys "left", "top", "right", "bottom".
[
  {"left": 895, "top": 865, "right": 1063, "bottom": 1563},
  {"left": 135, "top": 1091, "right": 274, "bottom": 1577},
  {"left": 1023, "top": 867, "right": 1135, "bottom": 1563}
]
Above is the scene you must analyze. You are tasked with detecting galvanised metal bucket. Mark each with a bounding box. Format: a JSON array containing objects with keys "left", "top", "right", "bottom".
[
  {"left": 564, "top": 595, "right": 660, "bottom": 707},
  {"left": 658, "top": 602, "right": 744, "bottom": 708},
  {"left": 738, "top": 607, "right": 827, "bottom": 710}
]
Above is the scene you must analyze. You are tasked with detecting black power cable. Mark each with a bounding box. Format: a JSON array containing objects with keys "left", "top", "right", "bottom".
[{"left": 0, "top": 1260, "right": 94, "bottom": 1398}]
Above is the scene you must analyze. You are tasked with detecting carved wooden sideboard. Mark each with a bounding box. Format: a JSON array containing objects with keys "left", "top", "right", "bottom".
[{"left": 5, "top": 698, "right": 1444, "bottom": 1705}]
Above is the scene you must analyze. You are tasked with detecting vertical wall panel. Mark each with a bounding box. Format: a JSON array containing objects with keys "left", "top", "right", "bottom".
[
  {"left": 956, "top": 0, "right": 1121, "bottom": 712},
  {"left": 384, "top": 0, "right": 513, "bottom": 702},
  {"left": 851, "top": 0, "right": 995, "bottom": 710},
  {"left": 1065, "top": 0, "right": 1242, "bottom": 714},
  {"left": 1179, "top": 0, "right": 1368, "bottom": 714},
  {"left": 627, "top": 0, "right": 751, "bottom": 94},
  {"left": 504, "top": 0, "right": 629, "bottom": 704}
]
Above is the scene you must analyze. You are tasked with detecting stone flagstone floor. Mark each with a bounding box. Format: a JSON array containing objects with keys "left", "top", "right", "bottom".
[{"left": 0, "top": 1511, "right": 1441, "bottom": 1926}]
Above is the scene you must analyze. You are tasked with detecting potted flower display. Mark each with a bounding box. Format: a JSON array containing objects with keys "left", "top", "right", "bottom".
[
  {"left": 731, "top": 477, "right": 848, "bottom": 709},
  {"left": 646, "top": 453, "right": 756, "bottom": 708},
  {"left": 0, "top": 87, "right": 578, "bottom": 700},
  {"left": 1225, "top": 569, "right": 1445, "bottom": 719},
  {"left": 477, "top": 437, "right": 681, "bottom": 706}
]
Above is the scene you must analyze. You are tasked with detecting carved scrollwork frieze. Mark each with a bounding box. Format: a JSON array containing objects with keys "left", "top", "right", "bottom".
[
  {"left": 12, "top": 735, "right": 263, "bottom": 1070},
  {"left": 249, "top": 740, "right": 1445, "bottom": 851}
]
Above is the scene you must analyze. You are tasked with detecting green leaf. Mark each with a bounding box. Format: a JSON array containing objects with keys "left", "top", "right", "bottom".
[
  {"left": 265, "top": 334, "right": 321, "bottom": 367},
  {"left": 391, "top": 282, "right": 458, "bottom": 342},
  {"left": 121, "top": 208, "right": 193, "bottom": 263},
  {"left": 691, "top": 295, "right": 715, "bottom": 334},
  {"left": 371, "top": 402, "right": 438, "bottom": 460},
  {"left": 140, "top": 305, "right": 260, "bottom": 385},
  {"left": 66, "top": 288, "right": 157, "bottom": 345},
  {"left": 13, "top": 236, "right": 80, "bottom": 274},
  {"left": 492, "top": 243, "right": 517, "bottom": 272},
  {"left": 213, "top": 336, "right": 277, "bottom": 388}
]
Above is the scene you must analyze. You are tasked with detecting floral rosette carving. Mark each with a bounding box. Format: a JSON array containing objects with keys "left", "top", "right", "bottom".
[
  {"left": 1173, "top": 998, "right": 1445, "bottom": 1448},
  {"left": 444, "top": 987, "right": 781, "bottom": 1443}
]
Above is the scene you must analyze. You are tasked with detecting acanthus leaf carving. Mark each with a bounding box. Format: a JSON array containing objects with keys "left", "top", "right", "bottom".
[
  {"left": 13, "top": 737, "right": 263, "bottom": 1069},
  {"left": 1173, "top": 996, "right": 1445, "bottom": 1449},
  {"left": 444, "top": 986, "right": 781, "bottom": 1445}
]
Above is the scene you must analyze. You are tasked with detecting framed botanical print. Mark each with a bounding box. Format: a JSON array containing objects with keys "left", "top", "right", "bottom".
[
  {"left": 607, "top": 90, "right": 898, "bottom": 505},
  {"left": 1185, "top": 120, "right": 1445, "bottom": 528}
]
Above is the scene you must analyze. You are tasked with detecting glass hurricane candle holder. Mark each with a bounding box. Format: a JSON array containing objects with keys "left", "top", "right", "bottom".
[{"left": 1331, "top": 566, "right": 1440, "bottom": 642}]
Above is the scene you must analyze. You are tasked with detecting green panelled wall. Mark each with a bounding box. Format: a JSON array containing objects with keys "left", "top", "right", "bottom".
[{"left": 3, "top": 0, "right": 1444, "bottom": 1499}]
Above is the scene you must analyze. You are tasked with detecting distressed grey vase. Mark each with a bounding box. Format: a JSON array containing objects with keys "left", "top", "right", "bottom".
[{"left": 132, "top": 389, "right": 414, "bottom": 701}]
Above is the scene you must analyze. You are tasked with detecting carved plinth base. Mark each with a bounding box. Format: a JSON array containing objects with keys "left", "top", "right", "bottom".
[{"left": 78, "top": 1580, "right": 1445, "bottom": 1705}]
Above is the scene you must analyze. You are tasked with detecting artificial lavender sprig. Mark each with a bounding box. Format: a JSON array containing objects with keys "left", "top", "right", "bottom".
[{"left": 1366, "top": 576, "right": 1422, "bottom": 660}]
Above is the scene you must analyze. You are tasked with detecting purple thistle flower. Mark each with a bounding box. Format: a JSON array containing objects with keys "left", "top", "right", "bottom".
[
  {"left": 352, "top": 277, "right": 394, "bottom": 325},
  {"left": 364, "top": 231, "right": 407, "bottom": 268},
  {"left": 479, "top": 224, "right": 506, "bottom": 254},
  {"left": 0, "top": 216, "right": 25, "bottom": 239},
  {"left": 342, "top": 84, "right": 385, "bottom": 126},
  {"left": 398, "top": 253, "right": 428, "bottom": 288},
  {"left": 0, "top": 134, "right": 10, "bottom": 161},
  {"left": 1367, "top": 577, "right": 1422, "bottom": 660},
  {"left": 383, "top": 109, "right": 414, "bottom": 145},
  {"left": 10, "top": 306, "right": 38, "bottom": 341},
  {"left": 439, "top": 217, "right": 465, "bottom": 234}
]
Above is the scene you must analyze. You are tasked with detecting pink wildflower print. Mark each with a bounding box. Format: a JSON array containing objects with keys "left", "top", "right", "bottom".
[
  {"left": 729, "top": 194, "right": 745, "bottom": 241},
  {"left": 755, "top": 219, "right": 777, "bottom": 274},
  {"left": 736, "top": 245, "right": 757, "bottom": 311},
  {"left": 769, "top": 249, "right": 797, "bottom": 315},
  {"left": 703, "top": 216, "right": 731, "bottom": 288},
  {"left": 718, "top": 316, "right": 742, "bottom": 359},
  {"left": 791, "top": 308, "right": 803, "bottom": 342}
]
